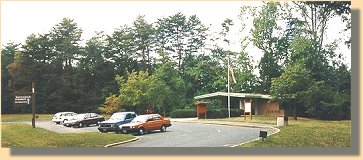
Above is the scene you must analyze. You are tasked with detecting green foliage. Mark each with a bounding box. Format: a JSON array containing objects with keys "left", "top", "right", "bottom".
[
  {"left": 155, "top": 13, "right": 207, "bottom": 70},
  {"left": 270, "top": 63, "right": 312, "bottom": 119},
  {"left": 98, "top": 95, "right": 122, "bottom": 114},
  {"left": 170, "top": 109, "right": 196, "bottom": 118},
  {"left": 206, "top": 109, "right": 243, "bottom": 118},
  {"left": 251, "top": 2, "right": 283, "bottom": 93},
  {"left": 117, "top": 70, "right": 151, "bottom": 114},
  {"left": 148, "top": 62, "right": 187, "bottom": 116},
  {"left": 2, "top": 3, "right": 350, "bottom": 123}
]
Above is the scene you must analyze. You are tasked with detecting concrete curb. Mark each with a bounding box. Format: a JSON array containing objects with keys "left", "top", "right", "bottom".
[
  {"left": 104, "top": 137, "right": 139, "bottom": 147},
  {"left": 230, "top": 127, "right": 280, "bottom": 147}
]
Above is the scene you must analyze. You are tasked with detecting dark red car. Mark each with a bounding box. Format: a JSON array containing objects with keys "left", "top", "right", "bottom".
[{"left": 119, "top": 114, "right": 171, "bottom": 135}]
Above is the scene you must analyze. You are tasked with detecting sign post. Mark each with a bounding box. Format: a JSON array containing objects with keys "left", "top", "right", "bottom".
[
  {"left": 31, "top": 82, "right": 36, "bottom": 128},
  {"left": 244, "top": 99, "right": 253, "bottom": 121},
  {"left": 15, "top": 83, "right": 35, "bottom": 128}
]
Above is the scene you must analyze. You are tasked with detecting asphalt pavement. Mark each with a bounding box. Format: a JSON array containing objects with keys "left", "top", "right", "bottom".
[
  {"left": 16, "top": 118, "right": 278, "bottom": 147},
  {"left": 116, "top": 121, "right": 273, "bottom": 147}
]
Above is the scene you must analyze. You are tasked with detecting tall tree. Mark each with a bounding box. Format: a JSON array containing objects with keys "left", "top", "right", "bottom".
[
  {"left": 1, "top": 42, "right": 20, "bottom": 113},
  {"left": 155, "top": 13, "right": 207, "bottom": 71},
  {"left": 106, "top": 25, "right": 137, "bottom": 75},
  {"left": 132, "top": 15, "right": 156, "bottom": 72},
  {"left": 270, "top": 63, "right": 312, "bottom": 120},
  {"left": 251, "top": 2, "right": 283, "bottom": 94},
  {"left": 148, "top": 62, "right": 187, "bottom": 116}
]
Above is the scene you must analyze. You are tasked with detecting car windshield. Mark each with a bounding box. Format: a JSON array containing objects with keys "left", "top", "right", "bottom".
[
  {"left": 109, "top": 114, "right": 126, "bottom": 121},
  {"left": 131, "top": 115, "right": 147, "bottom": 123}
]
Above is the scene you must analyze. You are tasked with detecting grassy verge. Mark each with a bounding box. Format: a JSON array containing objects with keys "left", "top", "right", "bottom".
[
  {"left": 1, "top": 114, "right": 53, "bottom": 122},
  {"left": 1, "top": 123, "right": 134, "bottom": 147},
  {"left": 1, "top": 114, "right": 111, "bottom": 122},
  {"left": 211, "top": 116, "right": 351, "bottom": 147}
]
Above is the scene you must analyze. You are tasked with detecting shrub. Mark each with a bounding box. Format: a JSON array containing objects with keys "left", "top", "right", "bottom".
[
  {"left": 207, "top": 108, "right": 243, "bottom": 118},
  {"left": 170, "top": 109, "right": 196, "bottom": 118}
]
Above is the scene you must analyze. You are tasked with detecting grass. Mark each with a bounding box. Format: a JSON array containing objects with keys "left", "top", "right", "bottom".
[
  {"left": 1, "top": 123, "right": 135, "bottom": 147},
  {"left": 240, "top": 118, "right": 351, "bottom": 147},
  {"left": 1, "top": 114, "right": 112, "bottom": 122},
  {"left": 209, "top": 116, "right": 351, "bottom": 147},
  {"left": 1, "top": 114, "right": 54, "bottom": 122}
]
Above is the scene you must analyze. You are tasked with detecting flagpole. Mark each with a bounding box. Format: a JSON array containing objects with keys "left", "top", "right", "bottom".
[{"left": 227, "top": 51, "right": 231, "bottom": 118}]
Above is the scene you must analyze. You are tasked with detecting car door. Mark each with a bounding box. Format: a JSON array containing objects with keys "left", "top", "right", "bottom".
[
  {"left": 143, "top": 116, "right": 155, "bottom": 131},
  {"left": 90, "top": 113, "right": 100, "bottom": 125},
  {"left": 83, "top": 114, "right": 90, "bottom": 125},
  {"left": 153, "top": 115, "right": 163, "bottom": 129}
]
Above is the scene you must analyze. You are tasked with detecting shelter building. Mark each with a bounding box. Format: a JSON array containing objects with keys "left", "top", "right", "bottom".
[{"left": 194, "top": 92, "right": 283, "bottom": 116}]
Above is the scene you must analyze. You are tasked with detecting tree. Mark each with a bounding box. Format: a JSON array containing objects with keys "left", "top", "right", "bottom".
[
  {"left": 270, "top": 63, "right": 312, "bottom": 120},
  {"left": 148, "top": 62, "right": 187, "bottom": 116},
  {"left": 132, "top": 15, "right": 156, "bottom": 72},
  {"left": 250, "top": 2, "right": 284, "bottom": 93},
  {"left": 98, "top": 95, "right": 122, "bottom": 114},
  {"left": 7, "top": 51, "right": 37, "bottom": 113},
  {"left": 50, "top": 17, "right": 82, "bottom": 70},
  {"left": 155, "top": 13, "right": 207, "bottom": 71},
  {"left": 116, "top": 71, "right": 151, "bottom": 114},
  {"left": 106, "top": 25, "right": 137, "bottom": 75},
  {"left": 1, "top": 42, "right": 20, "bottom": 113}
]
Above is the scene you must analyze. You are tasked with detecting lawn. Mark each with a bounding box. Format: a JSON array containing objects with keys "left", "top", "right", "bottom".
[
  {"left": 1, "top": 114, "right": 112, "bottom": 122},
  {"left": 1, "top": 123, "right": 134, "bottom": 147},
  {"left": 229, "top": 116, "right": 351, "bottom": 147},
  {"left": 1, "top": 114, "right": 54, "bottom": 122},
  {"left": 204, "top": 116, "right": 351, "bottom": 147}
]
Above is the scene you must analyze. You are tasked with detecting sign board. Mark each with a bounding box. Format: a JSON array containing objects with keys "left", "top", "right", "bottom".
[
  {"left": 245, "top": 102, "right": 251, "bottom": 113},
  {"left": 15, "top": 95, "right": 31, "bottom": 104}
]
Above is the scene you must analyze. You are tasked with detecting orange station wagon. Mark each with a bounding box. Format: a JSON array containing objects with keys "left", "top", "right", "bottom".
[{"left": 119, "top": 114, "right": 172, "bottom": 135}]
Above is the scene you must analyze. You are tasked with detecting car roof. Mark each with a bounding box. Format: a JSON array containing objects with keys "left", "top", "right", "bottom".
[
  {"left": 114, "top": 111, "right": 135, "bottom": 114},
  {"left": 139, "top": 114, "right": 161, "bottom": 117},
  {"left": 77, "top": 113, "right": 96, "bottom": 115},
  {"left": 55, "top": 112, "right": 76, "bottom": 114}
]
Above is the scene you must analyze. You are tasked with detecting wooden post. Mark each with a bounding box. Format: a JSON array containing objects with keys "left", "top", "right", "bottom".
[
  {"left": 250, "top": 99, "right": 253, "bottom": 120},
  {"left": 32, "top": 82, "right": 35, "bottom": 128}
]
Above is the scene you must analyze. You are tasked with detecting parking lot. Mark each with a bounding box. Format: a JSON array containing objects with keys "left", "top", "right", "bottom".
[{"left": 24, "top": 120, "right": 275, "bottom": 147}]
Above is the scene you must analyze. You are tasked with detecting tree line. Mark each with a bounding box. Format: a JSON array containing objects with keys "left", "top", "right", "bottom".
[{"left": 1, "top": 1, "right": 351, "bottom": 120}]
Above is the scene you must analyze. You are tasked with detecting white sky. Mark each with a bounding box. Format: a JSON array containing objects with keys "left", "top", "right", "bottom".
[{"left": 1, "top": 1, "right": 350, "bottom": 69}]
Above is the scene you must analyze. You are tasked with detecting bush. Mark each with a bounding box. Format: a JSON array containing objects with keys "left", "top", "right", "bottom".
[
  {"left": 170, "top": 109, "right": 196, "bottom": 118},
  {"left": 207, "top": 109, "right": 243, "bottom": 118}
]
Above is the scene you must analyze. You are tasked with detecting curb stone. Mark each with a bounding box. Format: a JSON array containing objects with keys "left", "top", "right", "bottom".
[
  {"left": 230, "top": 127, "right": 280, "bottom": 147},
  {"left": 104, "top": 137, "right": 139, "bottom": 147}
]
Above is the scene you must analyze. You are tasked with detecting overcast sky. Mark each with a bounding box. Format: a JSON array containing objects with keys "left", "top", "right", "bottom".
[{"left": 1, "top": 1, "right": 350, "bottom": 68}]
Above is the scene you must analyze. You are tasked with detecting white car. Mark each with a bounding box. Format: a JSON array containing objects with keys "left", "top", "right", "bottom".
[{"left": 52, "top": 112, "right": 77, "bottom": 124}]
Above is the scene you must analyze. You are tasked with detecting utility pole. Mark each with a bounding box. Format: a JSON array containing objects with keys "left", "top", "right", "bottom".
[
  {"left": 227, "top": 52, "right": 231, "bottom": 118},
  {"left": 31, "top": 82, "right": 35, "bottom": 128}
]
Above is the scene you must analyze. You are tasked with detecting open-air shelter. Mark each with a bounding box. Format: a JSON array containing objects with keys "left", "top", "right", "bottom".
[{"left": 194, "top": 92, "right": 283, "bottom": 116}]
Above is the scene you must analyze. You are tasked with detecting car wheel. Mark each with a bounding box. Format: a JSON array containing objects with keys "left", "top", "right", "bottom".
[
  {"left": 160, "top": 125, "right": 166, "bottom": 132},
  {"left": 138, "top": 128, "right": 145, "bottom": 135},
  {"left": 78, "top": 122, "right": 83, "bottom": 128},
  {"left": 62, "top": 119, "right": 68, "bottom": 124},
  {"left": 55, "top": 122, "right": 60, "bottom": 125}
]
